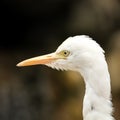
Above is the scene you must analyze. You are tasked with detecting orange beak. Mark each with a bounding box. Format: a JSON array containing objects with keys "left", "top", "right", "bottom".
[{"left": 17, "top": 52, "right": 59, "bottom": 67}]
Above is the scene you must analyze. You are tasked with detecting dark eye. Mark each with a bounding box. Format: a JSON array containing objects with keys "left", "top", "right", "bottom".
[{"left": 64, "top": 51, "right": 68, "bottom": 55}]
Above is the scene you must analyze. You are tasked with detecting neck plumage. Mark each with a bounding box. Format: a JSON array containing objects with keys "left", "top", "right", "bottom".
[{"left": 79, "top": 58, "right": 114, "bottom": 120}]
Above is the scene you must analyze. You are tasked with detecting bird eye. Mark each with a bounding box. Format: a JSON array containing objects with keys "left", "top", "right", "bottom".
[{"left": 59, "top": 50, "right": 70, "bottom": 57}]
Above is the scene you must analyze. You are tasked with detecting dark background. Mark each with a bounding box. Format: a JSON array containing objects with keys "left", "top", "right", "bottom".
[{"left": 0, "top": 0, "right": 120, "bottom": 120}]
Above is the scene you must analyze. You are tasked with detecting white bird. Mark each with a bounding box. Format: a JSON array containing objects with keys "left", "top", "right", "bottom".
[{"left": 17, "top": 35, "right": 114, "bottom": 120}]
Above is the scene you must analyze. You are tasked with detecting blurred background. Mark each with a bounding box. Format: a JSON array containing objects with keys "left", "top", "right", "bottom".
[{"left": 0, "top": 0, "right": 120, "bottom": 120}]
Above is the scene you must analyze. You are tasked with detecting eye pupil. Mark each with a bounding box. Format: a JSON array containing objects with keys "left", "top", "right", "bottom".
[{"left": 64, "top": 52, "right": 67, "bottom": 54}]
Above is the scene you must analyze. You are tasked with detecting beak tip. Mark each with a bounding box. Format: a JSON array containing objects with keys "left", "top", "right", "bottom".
[{"left": 16, "top": 62, "right": 23, "bottom": 67}]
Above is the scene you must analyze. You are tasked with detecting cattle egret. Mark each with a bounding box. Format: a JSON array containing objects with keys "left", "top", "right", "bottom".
[{"left": 17, "top": 35, "right": 114, "bottom": 120}]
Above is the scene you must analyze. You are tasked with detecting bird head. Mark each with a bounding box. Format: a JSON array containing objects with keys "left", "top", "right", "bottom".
[{"left": 17, "top": 35, "right": 105, "bottom": 72}]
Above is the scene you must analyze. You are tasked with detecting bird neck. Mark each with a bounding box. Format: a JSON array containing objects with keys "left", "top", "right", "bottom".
[{"left": 79, "top": 59, "right": 114, "bottom": 120}]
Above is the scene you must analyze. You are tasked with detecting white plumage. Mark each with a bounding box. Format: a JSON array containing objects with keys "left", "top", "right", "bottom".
[{"left": 17, "top": 35, "right": 114, "bottom": 120}]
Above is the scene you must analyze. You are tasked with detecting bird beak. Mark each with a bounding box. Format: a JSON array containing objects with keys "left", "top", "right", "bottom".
[{"left": 17, "top": 52, "right": 60, "bottom": 67}]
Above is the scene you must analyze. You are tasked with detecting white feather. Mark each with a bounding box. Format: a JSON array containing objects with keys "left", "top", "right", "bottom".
[{"left": 46, "top": 35, "right": 114, "bottom": 120}]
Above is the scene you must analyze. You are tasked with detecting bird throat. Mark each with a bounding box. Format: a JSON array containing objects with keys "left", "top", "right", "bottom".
[{"left": 79, "top": 65, "right": 114, "bottom": 120}]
